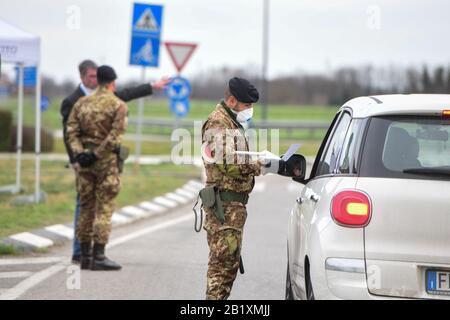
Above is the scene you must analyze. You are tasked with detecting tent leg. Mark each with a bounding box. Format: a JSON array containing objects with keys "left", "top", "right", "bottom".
[
  {"left": 15, "top": 63, "right": 24, "bottom": 194},
  {"left": 35, "top": 63, "right": 42, "bottom": 203}
]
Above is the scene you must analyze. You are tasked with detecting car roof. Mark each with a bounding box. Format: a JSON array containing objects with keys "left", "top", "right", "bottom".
[{"left": 341, "top": 94, "right": 450, "bottom": 118}]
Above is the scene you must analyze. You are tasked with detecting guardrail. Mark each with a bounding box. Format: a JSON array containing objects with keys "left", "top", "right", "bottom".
[{"left": 128, "top": 118, "right": 330, "bottom": 139}]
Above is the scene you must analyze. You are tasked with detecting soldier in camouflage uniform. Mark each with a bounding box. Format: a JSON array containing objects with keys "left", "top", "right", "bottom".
[
  {"left": 201, "top": 78, "right": 278, "bottom": 299},
  {"left": 202, "top": 78, "right": 304, "bottom": 299},
  {"left": 66, "top": 66, "right": 126, "bottom": 271}
]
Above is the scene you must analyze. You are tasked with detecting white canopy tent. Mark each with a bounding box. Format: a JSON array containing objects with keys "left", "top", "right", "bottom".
[{"left": 0, "top": 18, "right": 43, "bottom": 203}]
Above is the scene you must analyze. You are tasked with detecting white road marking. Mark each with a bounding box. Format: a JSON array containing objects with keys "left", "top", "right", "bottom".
[
  {"left": 9, "top": 233, "right": 53, "bottom": 248},
  {"left": 175, "top": 188, "right": 196, "bottom": 199},
  {"left": 0, "top": 257, "right": 64, "bottom": 266},
  {"left": 111, "top": 213, "right": 132, "bottom": 225},
  {"left": 165, "top": 192, "right": 190, "bottom": 204},
  {"left": 45, "top": 225, "right": 74, "bottom": 240},
  {"left": 0, "top": 272, "right": 32, "bottom": 279},
  {"left": 0, "top": 263, "right": 67, "bottom": 300},
  {"left": 108, "top": 214, "right": 193, "bottom": 249},
  {"left": 0, "top": 213, "right": 194, "bottom": 300},
  {"left": 152, "top": 197, "right": 178, "bottom": 208},
  {"left": 139, "top": 201, "right": 166, "bottom": 213},
  {"left": 121, "top": 206, "right": 149, "bottom": 218}
]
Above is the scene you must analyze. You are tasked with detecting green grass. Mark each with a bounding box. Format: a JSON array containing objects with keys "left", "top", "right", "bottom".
[
  {"left": 0, "top": 160, "right": 201, "bottom": 239},
  {"left": 53, "top": 137, "right": 173, "bottom": 156},
  {"left": 0, "top": 243, "right": 17, "bottom": 255},
  {"left": 0, "top": 96, "right": 338, "bottom": 130},
  {"left": 126, "top": 99, "right": 338, "bottom": 121},
  {"left": 0, "top": 96, "right": 334, "bottom": 156},
  {"left": 52, "top": 135, "right": 319, "bottom": 158},
  {"left": 0, "top": 96, "right": 62, "bottom": 131}
]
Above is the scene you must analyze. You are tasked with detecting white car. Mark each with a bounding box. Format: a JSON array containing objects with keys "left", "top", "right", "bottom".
[{"left": 286, "top": 94, "right": 450, "bottom": 300}]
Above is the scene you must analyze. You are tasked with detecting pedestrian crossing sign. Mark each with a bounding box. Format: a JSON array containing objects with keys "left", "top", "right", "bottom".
[
  {"left": 130, "top": 3, "right": 164, "bottom": 67},
  {"left": 134, "top": 8, "right": 159, "bottom": 32}
]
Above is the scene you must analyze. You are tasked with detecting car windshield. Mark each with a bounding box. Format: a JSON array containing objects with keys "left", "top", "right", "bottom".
[{"left": 360, "top": 115, "right": 450, "bottom": 180}]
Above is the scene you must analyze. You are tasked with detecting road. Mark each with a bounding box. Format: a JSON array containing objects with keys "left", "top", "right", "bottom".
[{"left": 0, "top": 174, "right": 305, "bottom": 300}]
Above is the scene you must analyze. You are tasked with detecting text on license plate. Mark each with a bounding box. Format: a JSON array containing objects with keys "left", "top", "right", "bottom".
[{"left": 427, "top": 270, "right": 450, "bottom": 295}]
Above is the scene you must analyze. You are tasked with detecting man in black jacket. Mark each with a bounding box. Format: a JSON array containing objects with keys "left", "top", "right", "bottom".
[{"left": 61, "top": 59, "right": 169, "bottom": 264}]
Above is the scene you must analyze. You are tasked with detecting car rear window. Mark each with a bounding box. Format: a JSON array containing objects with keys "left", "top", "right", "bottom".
[{"left": 360, "top": 115, "right": 450, "bottom": 180}]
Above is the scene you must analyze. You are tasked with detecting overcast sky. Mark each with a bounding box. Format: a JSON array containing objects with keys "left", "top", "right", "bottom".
[{"left": 1, "top": 0, "right": 449, "bottom": 83}]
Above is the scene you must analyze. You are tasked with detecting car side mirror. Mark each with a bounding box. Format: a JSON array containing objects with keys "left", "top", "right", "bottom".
[
  {"left": 280, "top": 154, "right": 306, "bottom": 180},
  {"left": 288, "top": 154, "right": 307, "bottom": 184}
]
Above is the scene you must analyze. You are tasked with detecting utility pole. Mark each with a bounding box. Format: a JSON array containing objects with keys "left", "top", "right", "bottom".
[{"left": 261, "top": 0, "right": 270, "bottom": 122}]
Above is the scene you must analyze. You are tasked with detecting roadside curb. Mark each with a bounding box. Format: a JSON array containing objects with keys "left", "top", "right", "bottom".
[
  {"left": 1, "top": 155, "right": 314, "bottom": 254},
  {"left": 0, "top": 179, "right": 203, "bottom": 254}
]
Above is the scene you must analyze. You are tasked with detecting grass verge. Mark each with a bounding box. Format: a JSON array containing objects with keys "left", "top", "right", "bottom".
[{"left": 0, "top": 160, "right": 201, "bottom": 239}]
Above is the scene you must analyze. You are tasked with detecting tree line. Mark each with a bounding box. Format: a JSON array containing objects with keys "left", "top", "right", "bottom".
[
  {"left": 190, "top": 64, "right": 450, "bottom": 106},
  {"left": 3, "top": 64, "right": 450, "bottom": 106}
]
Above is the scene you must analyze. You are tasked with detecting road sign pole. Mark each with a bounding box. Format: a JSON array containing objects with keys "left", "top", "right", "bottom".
[
  {"left": 35, "top": 63, "right": 41, "bottom": 203},
  {"left": 135, "top": 67, "right": 146, "bottom": 170}
]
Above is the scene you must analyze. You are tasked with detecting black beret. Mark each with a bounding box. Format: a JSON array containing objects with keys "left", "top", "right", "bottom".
[
  {"left": 97, "top": 65, "right": 117, "bottom": 83},
  {"left": 229, "top": 77, "right": 259, "bottom": 103}
]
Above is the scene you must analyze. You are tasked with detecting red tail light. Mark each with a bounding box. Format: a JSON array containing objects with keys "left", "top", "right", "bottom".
[{"left": 331, "top": 190, "right": 372, "bottom": 227}]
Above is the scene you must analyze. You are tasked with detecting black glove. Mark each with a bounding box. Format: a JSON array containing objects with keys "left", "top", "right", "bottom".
[{"left": 75, "top": 152, "right": 98, "bottom": 168}]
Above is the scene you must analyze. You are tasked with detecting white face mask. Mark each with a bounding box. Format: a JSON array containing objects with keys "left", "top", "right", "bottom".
[{"left": 234, "top": 107, "right": 253, "bottom": 129}]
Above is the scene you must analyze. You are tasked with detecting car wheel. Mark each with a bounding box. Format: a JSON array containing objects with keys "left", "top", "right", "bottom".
[{"left": 285, "top": 264, "right": 294, "bottom": 300}]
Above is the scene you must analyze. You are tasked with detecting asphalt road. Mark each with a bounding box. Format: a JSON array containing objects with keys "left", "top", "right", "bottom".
[{"left": 0, "top": 174, "right": 305, "bottom": 300}]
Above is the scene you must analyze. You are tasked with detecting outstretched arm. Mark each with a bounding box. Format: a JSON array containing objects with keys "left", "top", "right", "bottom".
[
  {"left": 114, "top": 77, "right": 171, "bottom": 102},
  {"left": 115, "top": 84, "right": 153, "bottom": 102}
]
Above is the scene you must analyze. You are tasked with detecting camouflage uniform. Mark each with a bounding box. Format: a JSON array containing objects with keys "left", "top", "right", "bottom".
[
  {"left": 66, "top": 86, "right": 128, "bottom": 245},
  {"left": 202, "top": 100, "right": 261, "bottom": 300}
]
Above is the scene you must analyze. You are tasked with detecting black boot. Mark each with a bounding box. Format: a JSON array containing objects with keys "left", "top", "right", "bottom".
[
  {"left": 80, "top": 242, "right": 92, "bottom": 270},
  {"left": 90, "top": 243, "right": 122, "bottom": 271}
]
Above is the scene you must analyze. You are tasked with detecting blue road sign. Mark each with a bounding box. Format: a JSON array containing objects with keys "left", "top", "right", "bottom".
[
  {"left": 165, "top": 76, "right": 192, "bottom": 118},
  {"left": 170, "top": 98, "right": 190, "bottom": 118},
  {"left": 165, "top": 76, "right": 192, "bottom": 100},
  {"left": 15, "top": 66, "right": 37, "bottom": 87},
  {"left": 129, "top": 3, "right": 164, "bottom": 67},
  {"left": 41, "top": 96, "right": 50, "bottom": 112}
]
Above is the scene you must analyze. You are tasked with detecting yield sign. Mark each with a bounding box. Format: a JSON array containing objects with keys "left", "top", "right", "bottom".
[{"left": 164, "top": 41, "right": 197, "bottom": 73}]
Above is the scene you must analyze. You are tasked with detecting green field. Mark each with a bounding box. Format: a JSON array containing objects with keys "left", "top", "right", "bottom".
[
  {"left": 0, "top": 160, "right": 201, "bottom": 240},
  {"left": 0, "top": 96, "right": 338, "bottom": 130},
  {"left": 0, "top": 96, "right": 337, "bottom": 157}
]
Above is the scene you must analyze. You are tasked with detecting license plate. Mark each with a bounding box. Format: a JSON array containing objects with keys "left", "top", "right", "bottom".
[{"left": 427, "top": 270, "right": 450, "bottom": 295}]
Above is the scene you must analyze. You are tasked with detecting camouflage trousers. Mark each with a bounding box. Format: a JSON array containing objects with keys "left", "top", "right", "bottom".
[
  {"left": 76, "top": 154, "right": 121, "bottom": 245},
  {"left": 204, "top": 201, "right": 247, "bottom": 300}
]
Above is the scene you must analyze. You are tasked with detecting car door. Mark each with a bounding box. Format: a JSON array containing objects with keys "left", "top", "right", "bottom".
[{"left": 289, "top": 110, "right": 353, "bottom": 298}]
